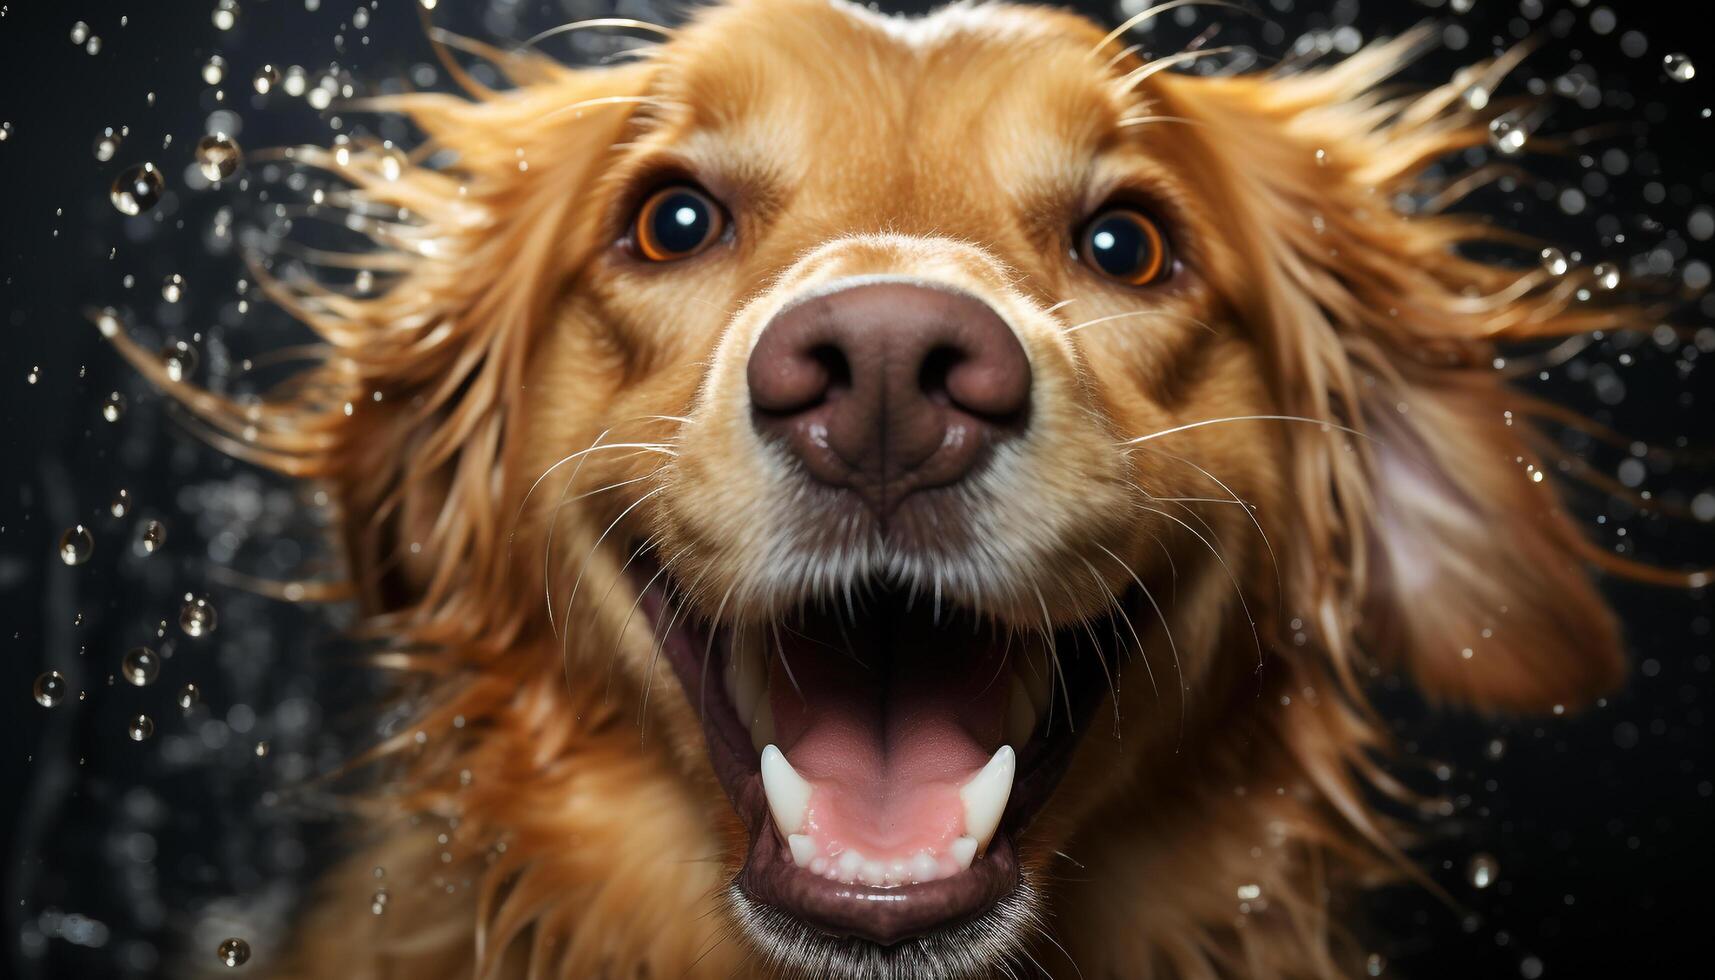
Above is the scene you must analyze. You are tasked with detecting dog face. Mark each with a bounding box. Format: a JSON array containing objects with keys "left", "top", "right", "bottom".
[{"left": 113, "top": 0, "right": 1646, "bottom": 975}]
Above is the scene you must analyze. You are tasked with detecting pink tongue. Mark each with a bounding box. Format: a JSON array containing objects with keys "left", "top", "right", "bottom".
[{"left": 769, "top": 628, "right": 1008, "bottom": 857}]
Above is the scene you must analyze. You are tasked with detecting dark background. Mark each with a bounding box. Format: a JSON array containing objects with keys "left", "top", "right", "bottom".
[{"left": 2, "top": 1, "right": 1711, "bottom": 977}]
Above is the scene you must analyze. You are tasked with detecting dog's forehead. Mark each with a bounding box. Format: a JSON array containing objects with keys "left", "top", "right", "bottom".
[{"left": 649, "top": 0, "right": 1123, "bottom": 145}]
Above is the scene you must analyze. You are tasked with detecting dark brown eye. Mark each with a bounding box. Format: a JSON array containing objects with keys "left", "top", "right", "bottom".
[
  {"left": 633, "top": 184, "right": 725, "bottom": 262},
  {"left": 1078, "top": 207, "right": 1170, "bottom": 286}
]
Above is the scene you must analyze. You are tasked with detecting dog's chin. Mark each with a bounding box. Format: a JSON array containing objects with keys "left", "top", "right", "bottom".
[{"left": 633, "top": 550, "right": 1124, "bottom": 975}]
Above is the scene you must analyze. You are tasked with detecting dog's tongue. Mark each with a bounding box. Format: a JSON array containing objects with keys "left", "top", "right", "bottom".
[{"left": 769, "top": 618, "right": 1008, "bottom": 859}]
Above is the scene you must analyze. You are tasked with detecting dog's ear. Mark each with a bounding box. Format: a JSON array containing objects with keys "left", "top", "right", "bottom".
[
  {"left": 1155, "top": 35, "right": 1640, "bottom": 713},
  {"left": 104, "top": 57, "right": 653, "bottom": 626}
]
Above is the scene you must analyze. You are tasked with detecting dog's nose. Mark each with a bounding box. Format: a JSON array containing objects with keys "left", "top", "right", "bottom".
[{"left": 747, "top": 282, "right": 1031, "bottom": 518}]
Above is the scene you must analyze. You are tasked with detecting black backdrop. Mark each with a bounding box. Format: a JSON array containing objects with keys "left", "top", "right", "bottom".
[{"left": 3, "top": 1, "right": 1712, "bottom": 977}]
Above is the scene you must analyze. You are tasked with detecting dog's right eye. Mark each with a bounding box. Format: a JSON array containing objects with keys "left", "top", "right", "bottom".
[{"left": 632, "top": 185, "right": 725, "bottom": 262}]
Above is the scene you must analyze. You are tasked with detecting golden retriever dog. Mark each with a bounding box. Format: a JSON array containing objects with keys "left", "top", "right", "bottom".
[{"left": 103, "top": 0, "right": 1690, "bottom": 976}]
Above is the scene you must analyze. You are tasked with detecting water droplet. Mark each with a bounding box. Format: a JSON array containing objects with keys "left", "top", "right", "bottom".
[
  {"left": 1467, "top": 852, "right": 1499, "bottom": 889},
  {"left": 202, "top": 55, "right": 227, "bottom": 86},
  {"left": 93, "top": 127, "right": 122, "bottom": 162},
  {"left": 26, "top": 366, "right": 41, "bottom": 384},
  {"left": 254, "top": 740, "right": 270, "bottom": 757},
  {"left": 253, "top": 65, "right": 279, "bottom": 95},
  {"left": 85, "top": 35, "right": 102, "bottom": 56},
  {"left": 195, "top": 133, "right": 242, "bottom": 182},
  {"left": 59, "top": 525, "right": 94, "bottom": 565},
  {"left": 1663, "top": 52, "right": 1696, "bottom": 82},
  {"left": 140, "top": 520, "right": 167, "bottom": 554},
  {"left": 102, "top": 390, "right": 126, "bottom": 422},
  {"left": 1488, "top": 116, "right": 1527, "bottom": 156},
  {"left": 180, "top": 595, "right": 218, "bottom": 637},
  {"left": 1539, "top": 247, "right": 1570, "bottom": 276},
  {"left": 110, "top": 489, "right": 131, "bottom": 518},
  {"left": 128, "top": 714, "right": 155, "bottom": 741},
  {"left": 212, "top": 1, "right": 240, "bottom": 33},
  {"left": 216, "top": 937, "right": 250, "bottom": 967},
  {"left": 70, "top": 21, "right": 89, "bottom": 44},
  {"left": 162, "top": 273, "right": 185, "bottom": 303},
  {"left": 1235, "top": 882, "right": 1262, "bottom": 901},
  {"left": 421, "top": 0, "right": 439, "bottom": 11},
  {"left": 1366, "top": 952, "right": 1387, "bottom": 977},
  {"left": 1462, "top": 84, "right": 1490, "bottom": 110},
  {"left": 122, "top": 647, "right": 160, "bottom": 686},
  {"left": 1593, "top": 262, "right": 1621, "bottom": 290},
  {"left": 110, "top": 162, "right": 164, "bottom": 216},
  {"left": 370, "top": 888, "right": 389, "bottom": 914},
  {"left": 161, "top": 340, "right": 199, "bottom": 382},
  {"left": 34, "top": 671, "right": 68, "bottom": 707},
  {"left": 177, "top": 683, "right": 201, "bottom": 713}
]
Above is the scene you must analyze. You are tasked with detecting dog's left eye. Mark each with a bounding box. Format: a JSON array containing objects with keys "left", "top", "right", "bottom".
[
  {"left": 1078, "top": 206, "right": 1170, "bottom": 286},
  {"left": 632, "top": 184, "right": 725, "bottom": 261}
]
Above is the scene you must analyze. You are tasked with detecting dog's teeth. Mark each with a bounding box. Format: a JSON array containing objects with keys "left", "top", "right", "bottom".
[
  {"left": 861, "top": 860, "right": 887, "bottom": 886},
  {"left": 959, "top": 745, "right": 1015, "bottom": 855},
  {"left": 760, "top": 745, "right": 812, "bottom": 836},
  {"left": 1005, "top": 672, "right": 1038, "bottom": 746},
  {"left": 787, "top": 834, "right": 817, "bottom": 868},
  {"left": 949, "top": 835, "right": 979, "bottom": 870},
  {"left": 750, "top": 695, "right": 776, "bottom": 753},
  {"left": 837, "top": 849, "right": 864, "bottom": 880},
  {"left": 910, "top": 851, "right": 939, "bottom": 882}
]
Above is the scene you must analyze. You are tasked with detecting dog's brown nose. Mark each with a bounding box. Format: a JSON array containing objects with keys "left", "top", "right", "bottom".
[{"left": 747, "top": 282, "right": 1031, "bottom": 518}]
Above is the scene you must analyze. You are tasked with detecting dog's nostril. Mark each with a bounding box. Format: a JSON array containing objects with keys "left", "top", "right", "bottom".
[
  {"left": 918, "top": 345, "right": 961, "bottom": 409},
  {"left": 810, "top": 343, "right": 852, "bottom": 397}
]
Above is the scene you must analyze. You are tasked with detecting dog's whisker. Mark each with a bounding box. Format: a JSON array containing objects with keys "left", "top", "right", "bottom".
[
  {"left": 1062, "top": 574, "right": 1122, "bottom": 733},
  {"left": 558, "top": 484, "right": 669, "bottom": 647},
  {"left": 516, "top": 17, "right": 673, "bottom": 55},
  {"left": 1091, "top": 0, "right": 1257, "bottom": 59},
  {"left": 1115, "top": 114, "right": 1208, "bottom": 130},
  {"left": 1138, "top": 504, "right": 1264, "bottom": 672},
  {"left": 1119, "top": 414, "right": 1368, "bottom": 447},
  {"left": 1095, "top": 543, "right": 1183, "bottom": 742},
  {"left": 1152, "top": 448, "right": 1284, "bottom": 610},
  {"left": 1080, "top": 556, "right": 1158, "bottom": 703},
  {"left": 1115, "top": 46, "right": 1239, "bottom": 96},
  {"left": 596, "top": 534, "right": 662, "bottom": 702},
  {"left": 1031, "top": 587, "right": 1076, "bottom": 734}
]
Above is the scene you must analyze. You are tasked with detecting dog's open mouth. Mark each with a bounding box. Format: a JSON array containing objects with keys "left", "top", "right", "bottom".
[{"left": 636, "top": 558, "right": 1118, "bottom": 945}]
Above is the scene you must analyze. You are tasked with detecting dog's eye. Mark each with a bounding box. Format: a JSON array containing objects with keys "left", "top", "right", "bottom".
[
  {"left": 1078, "top": 207, "right": 1170, "bottom": 286},
  {"left": 633, "top": 185, "right": 724, "bottom": 262}
]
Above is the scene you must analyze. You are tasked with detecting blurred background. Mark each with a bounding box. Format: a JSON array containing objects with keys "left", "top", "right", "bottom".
[{"left": 1, "top": 0, "right": 1711, "bottom": 977}]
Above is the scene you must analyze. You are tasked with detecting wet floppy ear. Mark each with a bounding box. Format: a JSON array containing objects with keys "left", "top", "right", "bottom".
[
  {"left": 1357, "top": 375, "right": 1624, "bottom": 713},
  {"left": 1155, "top": 35, "right": 1634, "bottom": 713}
]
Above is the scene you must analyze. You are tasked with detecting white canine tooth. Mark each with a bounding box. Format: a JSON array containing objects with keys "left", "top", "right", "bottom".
[
  {"left": 950, "top": 835, "right": 979, "bottom": 869},
  {"left": 1005, "top": 672, "right": 1037, "bottom": 746},
  {"left": 959, "top": 745, "right": 1015, "bottom": 855},
  {"left": 788, "top": 834, "right": 817, "bottom": 868},
  {"left": 759, "top": 745, "right": 812, "bottom": 836}
]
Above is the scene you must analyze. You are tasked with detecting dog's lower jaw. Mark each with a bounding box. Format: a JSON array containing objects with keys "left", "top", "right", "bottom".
[{"left": 726, "top": 878, "right": 1045, "bottom": 980}]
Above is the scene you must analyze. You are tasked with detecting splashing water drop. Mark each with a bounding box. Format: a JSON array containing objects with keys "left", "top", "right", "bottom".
[
  {"left": 177, "top": 683, "right": 201, "bottom": 713},
  {"left": 110, "top": 162, "right": 164, "bottom": 216},
  {"left": 102, "top": 390, "right": 126, "bottom": 422},
  {"left": 122, "top": 647, "right": 160, "bottom": 686},
  {"left": 70, "top": 21, "right": 89, "bottom": 44},
  {"left": 1540, "top": 247, "right": 1570, "bottom": 276},
  {"left": 1488, "top": 116, "right": 1527, "bottom": 156},
  {"left": 127, "top": 714, "right": 155, "bottom": 741},
  {"left": 1593, "top": 262, "right": 1621, "bottom": 290},
  {"left": 1663, "top": 52, "right": 1696, "bottom": 82},
  {"left": 93, "top": 127, "right": 122, "bottom": 162},
  {"left": 140, "top": 519, "right": 167, "bottom": 555},
  {"left": 216, "top": 937, "right": 251, "bottom": 967},
  {"left": 1366, "top": 953, "right": 1387, "bottom": 977},
  {"left": 161, "top": 340, "right": 199, "bottom": 382},
  {"left": 109, "top": 489, "right": 131, "bottom": 518},
  {"left": 162, "top": 273, "right": 185, "bottom": 302},
  {"left": 180, "top": 595, "right": 218, "bottom": 637},
  {"left": 253, "top": 65, "right": 279, "bottom": 95},
  {"left": 59, "top": 525, "right": 94, "bottom": 565},
  {"left": 195, "top": 133, "right": 242, "bottom": 181},
  {"left": 212, "top": 1, "right": 240, "bottom": 33},
  {"left": 34, "top": 671, "right": 69, "bottom": 707},
  {"left": 202, "top": 55, "right": 227, "bottom": 86},
  {"left": 1467, "top": 852, "right": 1499, "bottom": 889},
  {"left": 26, "top": 366, "right": 41, "bottom": 384},
  {"left": 370, "top": 888, "right": 390, "bottom": 915}
]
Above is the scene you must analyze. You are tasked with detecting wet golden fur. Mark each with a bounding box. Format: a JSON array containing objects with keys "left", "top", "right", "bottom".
[{"left": 106, "top": 1, "right": 1683, "bottom": 976}]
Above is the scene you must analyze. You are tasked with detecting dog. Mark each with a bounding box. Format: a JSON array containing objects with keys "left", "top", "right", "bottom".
[{"left": 104, "top": 0, "right": 1672, "bottom": 976}]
